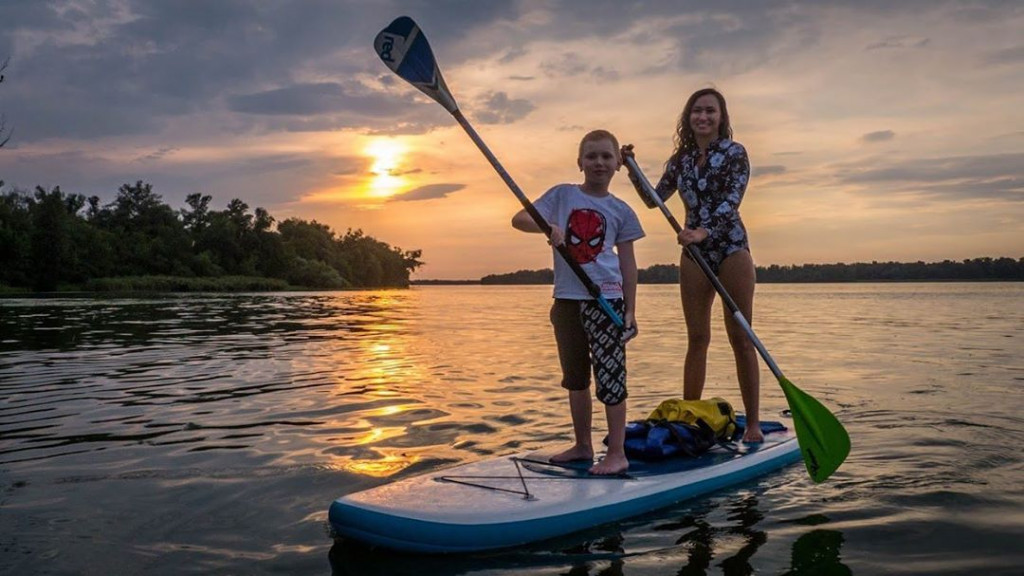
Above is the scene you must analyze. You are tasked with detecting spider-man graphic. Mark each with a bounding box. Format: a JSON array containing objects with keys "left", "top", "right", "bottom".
[{"left": 566, "top": 208, "right": 606, "bottom": 264}]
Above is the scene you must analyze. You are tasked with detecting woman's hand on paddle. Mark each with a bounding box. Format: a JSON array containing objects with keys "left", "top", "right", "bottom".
[{"left": 677, "top": 227, "right": 710, "bottom": 247}]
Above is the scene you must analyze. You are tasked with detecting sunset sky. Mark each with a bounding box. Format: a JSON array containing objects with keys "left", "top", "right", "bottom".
[{"left": 1, "top": 1, "right": 1021, "bottom": 279}]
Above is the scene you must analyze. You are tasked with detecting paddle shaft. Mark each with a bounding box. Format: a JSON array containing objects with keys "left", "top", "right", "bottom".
[
  {"left": 454, "top": 110, "right": 624, "bottom": 327},
  {"left": 623, "top": 156, "right": 783, "bottom": 379}
]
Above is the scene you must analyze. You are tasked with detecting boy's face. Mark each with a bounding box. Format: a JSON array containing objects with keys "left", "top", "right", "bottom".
[{"left": 577, "top": 138, "right": 621, "bottom": 187}]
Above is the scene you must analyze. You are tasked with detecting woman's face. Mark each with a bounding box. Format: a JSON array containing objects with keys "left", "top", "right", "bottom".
[{"left": 689, "top": 94, "right": 721, "bottom": 140}]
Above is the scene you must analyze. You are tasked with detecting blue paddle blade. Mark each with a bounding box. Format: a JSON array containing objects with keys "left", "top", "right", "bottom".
[{"left": 374, "top": 16, "right": 458, "bottom": 113}]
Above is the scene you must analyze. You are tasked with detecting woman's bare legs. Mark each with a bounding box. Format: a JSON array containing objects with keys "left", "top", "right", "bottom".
[
  {"left": 679, "top": 254, "right": 716, "bottom": 400},
  {"left": 718, "top": 250, "right": 762, "bottom": 442}
]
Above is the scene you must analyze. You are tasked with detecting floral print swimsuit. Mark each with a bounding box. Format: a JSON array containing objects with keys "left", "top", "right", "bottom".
[{"left": 653, "top": 138, "right": 751, "bottom": 274}]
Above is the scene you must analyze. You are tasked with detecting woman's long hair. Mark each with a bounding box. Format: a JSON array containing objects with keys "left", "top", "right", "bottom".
[{"left": 666, "top": 88, "right": 733, "bottom": 169}]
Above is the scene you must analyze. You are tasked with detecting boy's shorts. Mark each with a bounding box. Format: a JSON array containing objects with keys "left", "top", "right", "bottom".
[{"left": 549, "top": 298, "right": 627, "bottom": 406}]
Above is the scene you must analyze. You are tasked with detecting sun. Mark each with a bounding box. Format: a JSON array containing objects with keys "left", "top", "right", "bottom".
[{"left": 365, "top": 138, "right": 407, "bottom": 198}]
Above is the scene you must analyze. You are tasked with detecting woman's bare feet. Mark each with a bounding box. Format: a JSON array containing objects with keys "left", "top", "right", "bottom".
[
  {"left": 550, "top": 444, "right": 594, "bottom": 463},
  {"left": 589, "top": 451, "right": 629, "bottom": 475},
  {"left": 742, "top": 422, "right": 764, "bottom": 443}
]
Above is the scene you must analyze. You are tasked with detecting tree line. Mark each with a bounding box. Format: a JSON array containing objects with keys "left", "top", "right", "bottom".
[
  {"left": 0, "top": 180, "right": 423, "bottom": 292},
  {"left": 472, "top": 257, "right": 1023, "bottom": 285}
]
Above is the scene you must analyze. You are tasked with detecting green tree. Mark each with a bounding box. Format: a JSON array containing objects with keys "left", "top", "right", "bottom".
[
  {"left": 0, "top": 183, "right": 33, "bottom": 286},
  {"left": 104, "top": 181, "right": 192, "bottom": 276},
  {"left": 181, "top": 192, "right": 212, "bottom": 236},
  {"left": 30, "top": 186, "right": 75, "bottom": 290},
  {"left": 0, "top": 177, "right": 424, "bottom": 290}
]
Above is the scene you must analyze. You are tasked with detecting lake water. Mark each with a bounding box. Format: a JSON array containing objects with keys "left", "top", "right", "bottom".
[{"left": 1, "top": 283, "right": 1021, "bottom": 575}]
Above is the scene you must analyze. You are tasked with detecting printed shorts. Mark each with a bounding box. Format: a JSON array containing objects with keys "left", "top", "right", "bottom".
[{"left": 549, "top": 298, "right": 628, "bottom": 406}]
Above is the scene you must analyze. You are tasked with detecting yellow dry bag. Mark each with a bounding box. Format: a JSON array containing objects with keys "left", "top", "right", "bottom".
[{"left": 646, "top": 397, "right": 738, "bottom": 441}]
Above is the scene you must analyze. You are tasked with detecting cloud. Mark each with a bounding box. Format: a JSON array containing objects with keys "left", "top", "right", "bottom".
[
  {"left": 540, "top": 52, "right": 589, "bottom": 78},
  {"left": 228, "top": 83, "right": 350, "bottom": 116},
  {"left": 498, "top": 47, "right": 527, "bottom": 64},
  {"left": 983, "top": 44, "right": 1024, "bottom": 66},
  {"left": 591, "top": 66, "right": 620, "bottom": 82},
  {"left": 391, "top": 183, "right": 465, "bottom": 202},
  {"left": 753, "top": 165, "right": 787, "bottom": 177},
  {"left": 472, "top": 92, "right": 535, "bottom": 125},
  {"left": 865, "top": 36, "right": 930, "bottom": 50},
  {"left": 861, "top": 130, "right": 896, "bottom": 143},
  {"left": 836, "top": 153, "right": 1024, "bottom": 201},
  {"left": 134, "top": 147, "right": 179, "bottom": 163},
  {"left": 387, "top": 168, "right": 423, "bottom": 177}
]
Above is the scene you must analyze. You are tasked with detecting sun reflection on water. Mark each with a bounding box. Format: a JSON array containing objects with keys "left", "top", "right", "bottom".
[{"left": 342, "top": 454, "right": 418, "bottom": 477}]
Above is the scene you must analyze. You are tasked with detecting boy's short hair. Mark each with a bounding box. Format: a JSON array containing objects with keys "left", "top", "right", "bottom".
[{"left": 578, "top": 129, "right": 620, "bottom": 159}]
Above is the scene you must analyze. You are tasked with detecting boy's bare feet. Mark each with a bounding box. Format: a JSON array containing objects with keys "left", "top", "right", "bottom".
[
  {"left": 550, "top": 445, "right": 594, "bottom": 463},
  {"left": 589, "top": 452, "right": 629, "bottom": 475}
]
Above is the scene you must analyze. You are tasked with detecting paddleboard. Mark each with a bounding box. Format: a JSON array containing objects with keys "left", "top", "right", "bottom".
[{"left": 328, "top": 422, "right": 800, "bottom": 553}]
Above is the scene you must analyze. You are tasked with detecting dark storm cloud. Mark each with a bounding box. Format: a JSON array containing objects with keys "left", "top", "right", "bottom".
[{"left": 391, "top": 183, "right": 464, "bottom": 201}]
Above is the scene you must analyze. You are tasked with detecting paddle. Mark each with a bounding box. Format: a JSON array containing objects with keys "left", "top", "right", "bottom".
[
  {"left": 622, "top": 155, "right": 850, "bottom": 483},
  {"left": 373, "top": 16, "right": 627, "bottom": 331}
]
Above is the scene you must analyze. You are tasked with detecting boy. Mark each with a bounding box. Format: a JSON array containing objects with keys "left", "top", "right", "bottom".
[{"left": 512, "top": 129, "right": 644, "bottom": 475}]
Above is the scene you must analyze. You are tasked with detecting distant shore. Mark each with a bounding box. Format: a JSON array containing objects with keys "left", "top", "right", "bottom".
[
  {"left": 3, "top": 257, "right": 1019, "bottom": 294},
  {"left": 416, "top": 257, "right": 1024, "bottom": 285}
]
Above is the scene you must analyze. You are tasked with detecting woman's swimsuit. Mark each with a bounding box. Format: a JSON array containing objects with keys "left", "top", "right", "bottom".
[{"left": 653, "top": 138, "right": 751, "bottom": 274}]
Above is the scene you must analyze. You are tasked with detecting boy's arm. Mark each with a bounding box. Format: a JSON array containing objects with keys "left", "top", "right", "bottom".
[
  {"left": 511, "top": 209, "right": 542, "bottom": 232},
  {"left": 617, "top": 240, "right": 639, "bottom": 341},
  {"left": 512, "top": 209, "right": 565, "bottom": 246}
]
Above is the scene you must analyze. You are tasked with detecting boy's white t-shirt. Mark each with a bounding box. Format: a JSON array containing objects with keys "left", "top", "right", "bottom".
[{"left": 532, "top": 184, "right": 645, "bottom": 300}]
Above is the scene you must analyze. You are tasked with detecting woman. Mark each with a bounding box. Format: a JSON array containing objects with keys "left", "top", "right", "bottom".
[{"left": 623, "top": 88, "right": 762, "bottom": 442}]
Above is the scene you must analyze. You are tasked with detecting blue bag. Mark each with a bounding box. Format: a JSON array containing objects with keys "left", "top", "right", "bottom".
[{"left": 623, "top": 418, "right": 719, "bottom": 460}]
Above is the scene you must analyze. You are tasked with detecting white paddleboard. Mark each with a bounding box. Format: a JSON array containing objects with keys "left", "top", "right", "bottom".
[{"left": 329, "top": 426, "right": 801, "bottom": 553}]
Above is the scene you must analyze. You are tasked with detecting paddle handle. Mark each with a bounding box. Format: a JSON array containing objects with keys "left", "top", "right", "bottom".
[
  {"left": 453, "top": 110, "right": 624, "bottom": 328},
  {"left": 623, "top": 155, "right": 783, "bottom": 378}
]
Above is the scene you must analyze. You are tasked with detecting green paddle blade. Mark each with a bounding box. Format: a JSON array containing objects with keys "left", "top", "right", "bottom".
[{"left": 779, "top": 377, "right": 851, "bottom": 483}]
